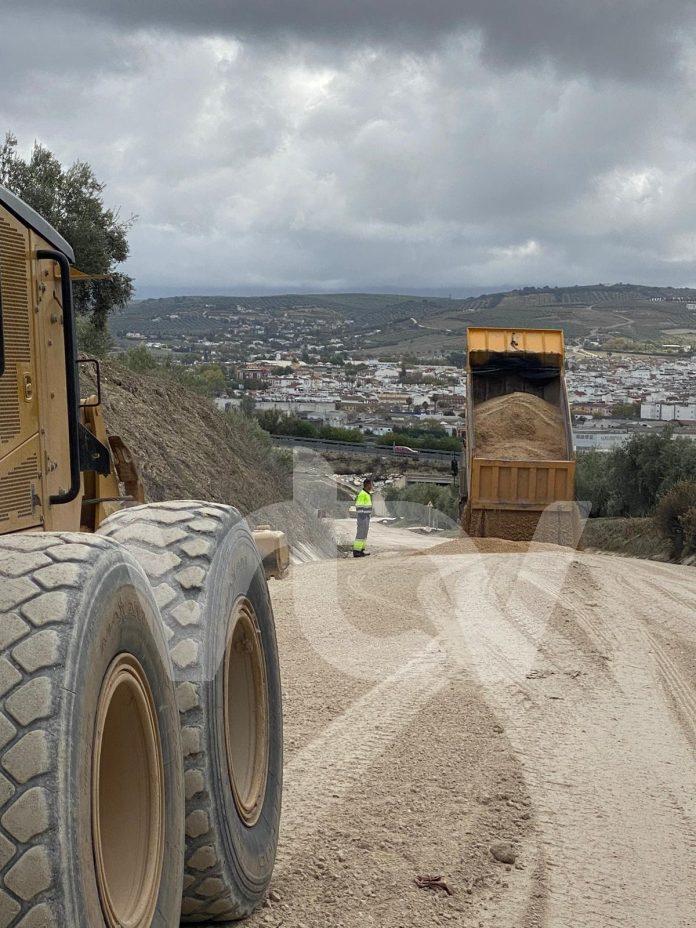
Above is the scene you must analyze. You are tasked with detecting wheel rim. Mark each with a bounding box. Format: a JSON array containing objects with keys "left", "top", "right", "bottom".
[
  {"left": 224, "top": 597, "right": 269, "bottom": 827},
  {"left": 92, "top": 654, "right": 165, "bottom": 928}
]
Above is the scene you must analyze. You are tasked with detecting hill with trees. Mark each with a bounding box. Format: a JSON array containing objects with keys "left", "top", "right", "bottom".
[{"left": 113, "top": 283, "right": 696, "bottom": 354}]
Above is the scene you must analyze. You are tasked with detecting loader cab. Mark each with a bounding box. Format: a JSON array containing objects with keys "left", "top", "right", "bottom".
[{"left": 0, "top": 184, "right": 113, "bottom": 535}]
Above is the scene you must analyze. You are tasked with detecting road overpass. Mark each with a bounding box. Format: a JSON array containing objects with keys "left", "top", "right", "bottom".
[{"left": 271, "top": 434, "right": 457, "bottom": 463}]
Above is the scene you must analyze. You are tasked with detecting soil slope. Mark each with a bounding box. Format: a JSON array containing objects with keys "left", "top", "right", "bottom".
[{"left": 92, "top": 362, "right": 331, "bottom": 550}]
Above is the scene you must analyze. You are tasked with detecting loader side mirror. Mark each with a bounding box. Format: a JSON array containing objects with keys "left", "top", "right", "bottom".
[{"left": 78, "top": 357, "right": 102, "bottom": 407}]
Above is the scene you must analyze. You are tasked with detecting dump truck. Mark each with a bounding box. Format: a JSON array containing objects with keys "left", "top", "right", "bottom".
[
  {"left": 461, "top": 326, "right": 577, "bottom": 543},
  {"left": 0, "top": 184, "right": 284, "bottom": 926}
]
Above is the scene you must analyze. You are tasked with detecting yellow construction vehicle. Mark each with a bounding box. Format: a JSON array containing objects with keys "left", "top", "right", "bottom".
[
  {"left": 461, "top": 326, "right": 578, "bottom": 543},
  {"left": 0, "top": 185, "right": 284, "bottom": 926}
]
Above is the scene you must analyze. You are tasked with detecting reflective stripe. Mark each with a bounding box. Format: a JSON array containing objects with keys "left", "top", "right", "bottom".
[{"left": 353, "top": 539, "right": 366, "bottom": 551}]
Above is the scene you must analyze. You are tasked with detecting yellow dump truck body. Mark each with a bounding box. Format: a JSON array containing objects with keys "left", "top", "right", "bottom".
[
  {"left": 470, "top": 459, "right": 576, "bottom": 510},
  {"left": 463, "top": 326, "right": 576, "bottom": 541},
  {"left": 467, "top": 326, "right": 565, "bottom": 369}
]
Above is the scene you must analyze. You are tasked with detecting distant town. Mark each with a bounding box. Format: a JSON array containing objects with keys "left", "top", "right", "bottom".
[{"left": 112, "top": 287, "right": 696, "bottom": 453}]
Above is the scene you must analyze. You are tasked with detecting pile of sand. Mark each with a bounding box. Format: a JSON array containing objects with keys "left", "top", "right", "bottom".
[{"left": 473, "top": 391, "right": 567, "bottom": 460}]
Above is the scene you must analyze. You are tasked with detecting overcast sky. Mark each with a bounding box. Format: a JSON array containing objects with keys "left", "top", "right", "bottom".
[{"left": 2, "top": 1, "right": 696, "bottom": 295}]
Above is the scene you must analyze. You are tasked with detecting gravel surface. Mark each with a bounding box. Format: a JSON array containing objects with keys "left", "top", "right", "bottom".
[{"left": 240, "top": 524, "right": 696, "bottom": 928}]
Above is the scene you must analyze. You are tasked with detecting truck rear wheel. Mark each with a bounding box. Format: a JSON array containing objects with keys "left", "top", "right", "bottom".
[
  {"left": 0, "top": 533, "right": 184, "bottom": 928},
  {"left": 100, "top": 502, "right": 283, "bottom": 922}
]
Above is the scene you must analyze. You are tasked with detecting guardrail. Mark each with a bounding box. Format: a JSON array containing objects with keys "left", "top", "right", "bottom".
[{"left": 270, "top": 434, "right": 457, "bottom": 462}]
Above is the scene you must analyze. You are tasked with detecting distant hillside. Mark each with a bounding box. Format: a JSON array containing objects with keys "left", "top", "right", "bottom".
[
  {"left": 111, "top": 284, "right": 696, "bottom": 353},
  {"left": 111, "top": 292, "right": 475, "bottom": 338}
]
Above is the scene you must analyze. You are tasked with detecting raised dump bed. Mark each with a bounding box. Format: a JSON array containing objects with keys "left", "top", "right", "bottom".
[{"left": 462, "top": 327, "right": 577, "bottom": 543}]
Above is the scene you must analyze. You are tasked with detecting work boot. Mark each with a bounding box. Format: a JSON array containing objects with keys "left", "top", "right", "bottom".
[{"left": 353, "top": 550, "right": 366, "bottom": 558}]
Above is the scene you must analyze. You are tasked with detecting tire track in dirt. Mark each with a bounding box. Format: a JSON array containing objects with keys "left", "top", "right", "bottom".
[
  {"left": 274, "top": 638, "right": 450, "bottom": 876},
  {"left": 251, "top": 548, "right": 542, "bottom": 927},
  {"left": 248, "top": 533, "right": 696, "bottom": 928},
  {"left": 429, "top": 550, "right": 696, "bottom": 928}
]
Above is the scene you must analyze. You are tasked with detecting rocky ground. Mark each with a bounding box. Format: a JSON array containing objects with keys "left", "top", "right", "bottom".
[{"left": 240, "top": 521, "right": 696, "bottom": 928}]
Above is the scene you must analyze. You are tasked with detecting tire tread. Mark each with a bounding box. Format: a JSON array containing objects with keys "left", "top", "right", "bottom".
[
  {"left": 0, "top": 534, "right": 115, "bottom": 927},
  {"left": 101, "top": 502, "right": 255, "bottom": 922}
]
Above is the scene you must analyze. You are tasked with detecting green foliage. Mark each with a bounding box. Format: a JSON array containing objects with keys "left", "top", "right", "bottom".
[
  {"left": 446, "top": 351, "right": 467, "bottom": 368},
  {"left": 1, "top": 133, "right": 134, "bottom": 329},
  {"left": 679, "top": 507, "right": 696, "bottom": 558},
  {"left": 344, "top": 363, "right": 368, "bottom": 379},
  {"left": 258, "top": 414, "right": 317, "bottom": 438},
  {"left": 254, "top": 412, "right": 364, "bottom": 443},
  {"left": 123, "top": 345, "right": 159, "bottom": 373},
  {"left": 607, "top": 430, "right": 696, "bottom": 516},
  {"left": 221, "top": 406, "right": 278, "bottom": 461},
  {"left": 611, "top": 402, "right": 640, "bottom": 419},
  {"left": 576, "top": 431, "right": 696, "bottom": 522},
  {"left": 255, "top": 410, "right": 286, "bottom": 434},
  {"left": 182, "top": 363, "right": 226, "bottom": 395},
  {"left": 240, "top": 394, "right": 256, "bottom": 417},
  {"left": 654, "top": 481, "right": 696, "bottom": 558},
  {"left": 76, "top": 316, "right": 113, "bottom": 357},
  {"left": 121, "top": 346, "right": 228, "bottom": 397},
  {"left": 292, "top": 419, "right": 317, "bottom": 438},
  {"left": 575, "top": 451, "right": 612, "bottom": 516},
  {"left": 320, "top": 425, "right": 364, "bottom": 443},
  {"left": 242, "top": 379, "right": 269, "bottom": 391},
  {"left": 376, "top": 427, "right": 461, "bottom": 452},
  {"left": 383, "top": 482, "right": 459, "bottom": 522},
  {"left": 581, "top": 517, "right": 668, "bottom": 561}
]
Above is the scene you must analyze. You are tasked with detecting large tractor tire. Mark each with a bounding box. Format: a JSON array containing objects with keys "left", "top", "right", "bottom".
[
  {"left": 99, "top": 502, "right": 283, "bottom": 922},
  {"left": 0, "top": 533, "right": 184, "bottom": 928}
]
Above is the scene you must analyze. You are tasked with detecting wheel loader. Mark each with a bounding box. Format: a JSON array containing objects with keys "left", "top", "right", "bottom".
[{"left": 0, "top": 184, "right": 286, "bottom": 927}]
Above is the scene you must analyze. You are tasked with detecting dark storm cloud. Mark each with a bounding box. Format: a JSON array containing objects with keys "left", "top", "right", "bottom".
[
  {"left": 10, "top": 0, "right": 696, "bottom": 81},
  {"left": 2, "top": 3, "right": 696, "bottom": 291}
]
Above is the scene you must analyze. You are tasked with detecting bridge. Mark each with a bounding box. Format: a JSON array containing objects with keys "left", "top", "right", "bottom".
[
  {"left": 271, "top": 434, "right": 458, "bottom": 463},
  {"left": 401, "top": 473, "right": 455, "bottom": 486}
]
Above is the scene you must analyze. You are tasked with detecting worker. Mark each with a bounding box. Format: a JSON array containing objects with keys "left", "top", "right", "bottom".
[{"left": 353, "top": 478, "right": 374, "bottom": 557}]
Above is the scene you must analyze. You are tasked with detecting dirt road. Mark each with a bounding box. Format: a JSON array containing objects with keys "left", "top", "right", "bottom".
[{"left": 246, "top": 522, "right": 696, "bottom": 928}]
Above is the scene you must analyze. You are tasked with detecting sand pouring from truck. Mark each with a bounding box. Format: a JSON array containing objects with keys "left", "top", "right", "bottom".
[
  {"left": 461, "top": 326, "right": 578, "bottom": 544},
  {"left": 0, "top": 184, "right": 287, "bottom": 926}
]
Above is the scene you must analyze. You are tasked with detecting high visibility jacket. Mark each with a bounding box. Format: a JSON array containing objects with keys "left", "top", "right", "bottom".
[{"left": 355, "top": 489, "right": 372, "bottom": 513}]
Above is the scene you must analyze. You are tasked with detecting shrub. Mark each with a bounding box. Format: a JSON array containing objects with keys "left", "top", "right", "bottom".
[
  {"left": 654, "top": 481, "right": 696, "bottom": 558},
  {"left": 318, "top": 425, "right": 364, "bottom": 443},
  {"left": 608, "top": 430, "right": 696, "bottom": 516},
  {"left": 383, "top": 482, "right": 459, "bottom": 522},
  {"left": 123, "top": 344, "right": 159, "bottom": 373},
  {"left": 679, "top": 506, "right": 696, "bottom": 556},
  {"left": 76, "top": 317, "right": 113, "bottom": 357},
  {"left": 575, "top": 451, "right": 611, "bottom": 516},
  {"left": 376, "top": 429, "right": 462, "bottom": 453}
]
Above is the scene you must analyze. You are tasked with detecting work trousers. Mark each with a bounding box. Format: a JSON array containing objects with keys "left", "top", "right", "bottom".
[{"left": 353, "top": 512, "right": 371, "bottom": 552}]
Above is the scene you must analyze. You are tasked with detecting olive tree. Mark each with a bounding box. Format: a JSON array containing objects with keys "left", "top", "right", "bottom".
[{"left": 1, "top": 132, "right": 134, "bottom": 330}]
